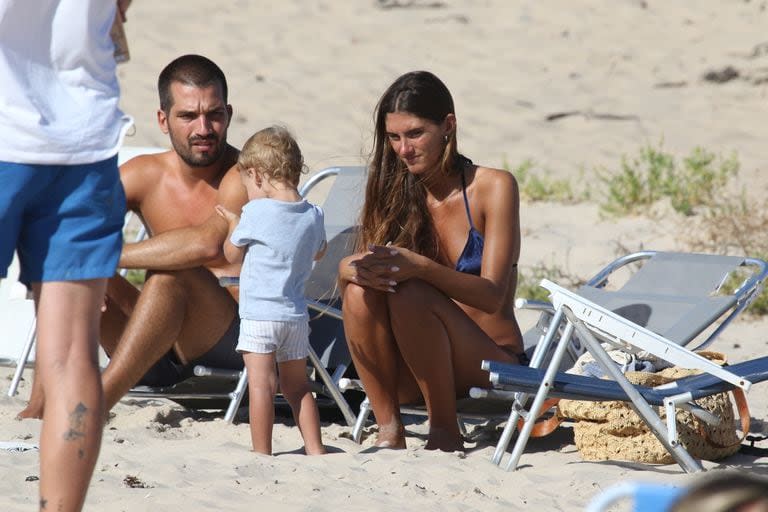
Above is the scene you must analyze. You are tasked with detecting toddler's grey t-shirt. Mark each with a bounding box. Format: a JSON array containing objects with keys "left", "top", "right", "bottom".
[{"left": 231, "top": 198, "right": 325, "bottom": 321}]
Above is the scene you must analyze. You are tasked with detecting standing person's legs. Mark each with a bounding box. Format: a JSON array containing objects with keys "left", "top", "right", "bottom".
[
  {"left": 5, "top": 157, "right": 125, "bottom": 510},
  {"left": 238, "top": 319, "right": 282, "bottom": 454},
  {"left": 243, "top": 351, "right": 278, "bottom": 455},
  {"left": 276, "top": 320, "right": 324, "bottom": 455},
  {"left": 34, "top": 280, "right": 106, "bottom": 512},
  {"left": 278, "top": 358, "right": 325, "bottom": 455}
]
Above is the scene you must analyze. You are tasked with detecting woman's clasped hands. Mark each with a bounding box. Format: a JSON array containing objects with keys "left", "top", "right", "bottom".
[{"left": 347, "top": 243, "right": 423, "bottom": 292}]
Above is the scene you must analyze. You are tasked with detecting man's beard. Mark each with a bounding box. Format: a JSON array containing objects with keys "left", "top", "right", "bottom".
[{"left": 170, "top": 132, "right": 226, "bottom": 168}]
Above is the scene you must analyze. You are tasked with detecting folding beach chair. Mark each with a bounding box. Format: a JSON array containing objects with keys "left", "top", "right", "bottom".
[
  {"left": 129, "top": 165, "right": 367, "bottom": 426},
  {"left": 2, "top": 253, "right": 37, "bottom": 396},
  {"left": 476, "top": 250, "right": 768, "bottom": 473}
]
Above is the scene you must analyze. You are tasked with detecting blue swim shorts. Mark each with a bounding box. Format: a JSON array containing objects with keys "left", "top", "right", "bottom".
[{"left": 0, "top": 156, "right": 126, "bottom": 286}]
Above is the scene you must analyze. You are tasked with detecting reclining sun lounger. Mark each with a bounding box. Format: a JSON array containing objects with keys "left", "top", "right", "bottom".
[{"left": 475, "top": 250, "right": 768, "bottom": 473}]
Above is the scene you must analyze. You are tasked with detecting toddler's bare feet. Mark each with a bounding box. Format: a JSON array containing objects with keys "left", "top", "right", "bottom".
[{"left": 305, "top": 445, "right": 327, "bottom": 456}]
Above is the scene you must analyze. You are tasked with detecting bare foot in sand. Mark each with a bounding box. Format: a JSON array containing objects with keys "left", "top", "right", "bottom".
[
  {"left": 374, "top": 421, "right": 406, "bottom": 449},
  {"left": 16, "top": 371, "right": 44, "bottom": 420},
  {"left": 16, "top": 401, "right": 43, "bottom": 420},
  {"left": 424, "top": 427, "right": 464, "bottom": 452}
]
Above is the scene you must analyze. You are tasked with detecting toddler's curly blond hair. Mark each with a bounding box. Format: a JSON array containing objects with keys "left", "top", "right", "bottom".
[{"left": 237, "top": 125, "right": 306, "bottom": 186}]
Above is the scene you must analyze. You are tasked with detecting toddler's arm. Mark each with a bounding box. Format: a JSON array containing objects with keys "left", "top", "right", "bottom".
[
  {"left": 314, "top": 239, "right": 327, "bottom": 261},
  {"left": 215, "top": 204, "right": 247, "bottom": 264}
]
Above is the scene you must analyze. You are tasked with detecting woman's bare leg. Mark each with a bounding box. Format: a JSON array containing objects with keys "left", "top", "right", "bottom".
[
  {"left": 343, "top": 283, "right": 416, "bottom": 448},
  {"left": 387, "top": 279, "right": 517, "bottom": 451}
]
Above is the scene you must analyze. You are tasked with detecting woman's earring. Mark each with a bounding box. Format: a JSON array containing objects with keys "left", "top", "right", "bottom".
[{"left": 444, "top": 134, "right": 449, "bottom": 143}]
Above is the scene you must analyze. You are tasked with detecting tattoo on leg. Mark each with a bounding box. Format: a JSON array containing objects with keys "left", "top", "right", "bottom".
[{"left": 63, "top": 402, "right": 88, "bottom": 458}]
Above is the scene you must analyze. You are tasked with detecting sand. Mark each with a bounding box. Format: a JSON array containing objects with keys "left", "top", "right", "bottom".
[{"left": 2, "top": 1, "right": 768, "bottom": 510}]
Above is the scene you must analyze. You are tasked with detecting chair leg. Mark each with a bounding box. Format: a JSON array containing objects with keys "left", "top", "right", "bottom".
[
  {"left": 352, "top": 397, "right": 371, "bottom": 444},
  {"left": 457, "top": 418, "right": 468, "bottom": 438},
  {"left": 307, "top": 346, "right": 357, "bottom": 426},
  {"left": 224, "top": 368, "right": 248, "bottom": 424},
  {"left": 492, "top": 307, "right": 567, "bottom": 466},
  {"left": 504, "top": 320, "right": 575, "bottom": 471},
  {"left": 8, "top": 318, "right": 36, "bottom": 398}
]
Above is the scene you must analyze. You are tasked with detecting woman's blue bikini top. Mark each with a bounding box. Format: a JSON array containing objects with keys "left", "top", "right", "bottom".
[{"left": 454, "top": 169, "right": 484, "bottom": 276}]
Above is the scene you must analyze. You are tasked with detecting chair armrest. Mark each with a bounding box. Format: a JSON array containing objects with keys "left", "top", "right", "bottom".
[
  {"left": 515, "top": 298, "right": 555, "bottom": 314},
  {"left": 218, "top": 276, "right": 240, "bottom": 287}
]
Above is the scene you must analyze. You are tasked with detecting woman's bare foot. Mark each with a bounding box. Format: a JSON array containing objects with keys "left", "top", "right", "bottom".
[
  {"left": 424, "top": 427, "right": 464, "bottom": 452},
  {"left": 374, "top": 421, "right": 406, "bottom": 449}
]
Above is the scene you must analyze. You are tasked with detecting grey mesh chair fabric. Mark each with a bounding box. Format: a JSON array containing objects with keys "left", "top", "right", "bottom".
[
  {"left": 474, "top": 250, "right": 768, "bottom": 473},
  {"left": 575, "top": 252, "right": 747, "bottom": 348}
]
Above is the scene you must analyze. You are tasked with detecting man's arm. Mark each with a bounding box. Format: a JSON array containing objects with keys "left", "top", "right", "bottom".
[{"left": 118, "top": 218, "right": 228, "bottom": 270}]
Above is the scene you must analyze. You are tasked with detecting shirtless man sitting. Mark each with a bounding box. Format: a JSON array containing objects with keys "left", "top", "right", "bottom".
[{"left": 20, "top": 54, "right": 248, "bottom": 417}]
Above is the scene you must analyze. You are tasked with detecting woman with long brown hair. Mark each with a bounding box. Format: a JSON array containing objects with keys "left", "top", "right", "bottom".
[{"left": 339, "top": 71, "right": 524, "bottom": 452}]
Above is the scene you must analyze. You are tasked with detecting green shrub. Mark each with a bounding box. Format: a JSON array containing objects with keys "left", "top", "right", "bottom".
[
  {"left": 598, "top": 143, "right": 738, "bottom": 216},
  {"left": 124, "top": 269, "right": 146, "bottom": 288},
  {"left": 505, "top": 158, "right": 579, "bottom": 203},
  {"left": 516, "top": 262, "right": 582, "bottom": 303},
  {"left": 667, "top": 148, "right": 739, "bottom": 216},
  {"left": 598, "top": 145, "right": 673, "bottom": 216}
]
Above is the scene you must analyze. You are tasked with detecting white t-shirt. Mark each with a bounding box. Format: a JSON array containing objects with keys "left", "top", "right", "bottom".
[
  {"left": 0, "top": 0, "right": 133, "bottom": 165},
  {"left": 231, "top": 199, "right": 326, "bottom": 322}
]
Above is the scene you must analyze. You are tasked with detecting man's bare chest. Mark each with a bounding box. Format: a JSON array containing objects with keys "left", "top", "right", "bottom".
[{"left": 141, "top": 181, "right": 220, "bottom": 234}]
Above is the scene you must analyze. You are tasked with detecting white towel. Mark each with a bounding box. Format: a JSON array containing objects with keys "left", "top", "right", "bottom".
[{"left": 0, "top": 441, "right": 39, "bottom": 452}]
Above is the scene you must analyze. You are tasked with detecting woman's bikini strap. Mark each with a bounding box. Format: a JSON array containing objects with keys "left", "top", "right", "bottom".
[{"left": 459, "top": 169, "right": 476, "bottom": 230}]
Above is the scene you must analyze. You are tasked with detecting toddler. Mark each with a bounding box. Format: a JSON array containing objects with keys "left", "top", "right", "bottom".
[{"left": 216, "top": 125, "right": 326, "bottom": 455}]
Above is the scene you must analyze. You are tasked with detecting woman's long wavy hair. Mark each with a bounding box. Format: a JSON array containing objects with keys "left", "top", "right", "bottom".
[{"left": 359, "top": 71, "right": 463, "bottom": 258}]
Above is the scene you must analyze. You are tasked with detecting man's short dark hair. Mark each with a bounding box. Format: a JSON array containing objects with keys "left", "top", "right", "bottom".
[{"left": 158, "top": 54, "right": 228, "bottom": 113}]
